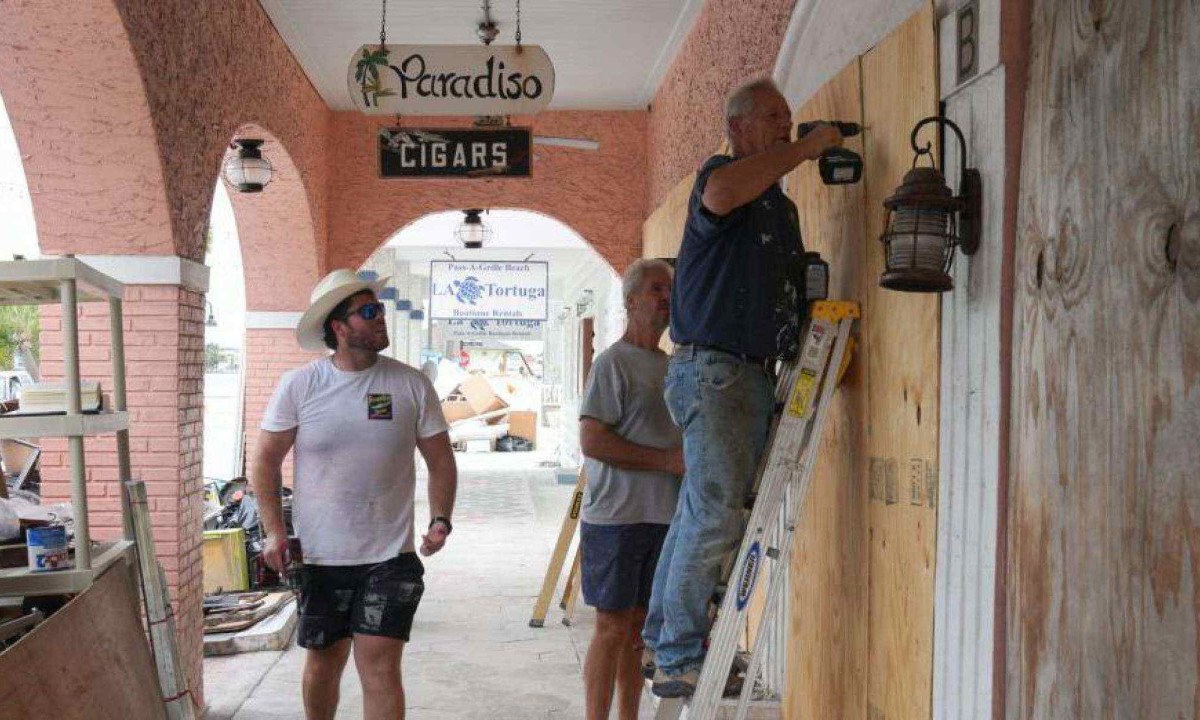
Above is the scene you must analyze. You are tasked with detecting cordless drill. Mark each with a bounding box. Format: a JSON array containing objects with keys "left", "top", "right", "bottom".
[{"left": 796, "top": 121, "right": 863, "bottom": 185}]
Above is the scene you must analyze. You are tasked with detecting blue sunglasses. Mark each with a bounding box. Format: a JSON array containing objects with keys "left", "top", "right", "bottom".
[{"left": 343, "top": 301, "right": 386, "bottom": 321}]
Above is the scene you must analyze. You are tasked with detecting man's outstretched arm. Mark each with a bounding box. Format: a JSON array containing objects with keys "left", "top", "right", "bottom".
[{"left": 417, "top": 431, "right": 457, "bottom": 556}]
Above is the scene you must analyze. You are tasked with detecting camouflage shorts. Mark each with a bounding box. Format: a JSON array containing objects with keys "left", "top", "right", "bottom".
[{"left": 296, "top": 552, "right": 425, "bottom": 649}]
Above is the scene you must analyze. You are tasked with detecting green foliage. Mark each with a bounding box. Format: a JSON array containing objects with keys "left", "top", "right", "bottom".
[
  {"left": 0, "top": 305, "right": 38, "bottom": 370},
  {"left": 205, "top": 342, "right": 223, "bottom": 372}
]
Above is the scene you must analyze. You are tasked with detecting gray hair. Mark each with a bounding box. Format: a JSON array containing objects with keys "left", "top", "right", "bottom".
[
  {"left": 622, "top": 258, "right": 673, "bottom": 304},
  {"left": 725, "top": 77, "right": 780, "bottom": 123}
]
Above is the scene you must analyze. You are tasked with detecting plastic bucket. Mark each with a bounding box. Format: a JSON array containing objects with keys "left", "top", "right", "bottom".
[{"left": 27, "top": 525, "right": 72, "bottom": 572}]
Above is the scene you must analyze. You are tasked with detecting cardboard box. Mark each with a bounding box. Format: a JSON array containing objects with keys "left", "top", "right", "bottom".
[
  {"left": 508, "top": 410, "right": 537, "bottom": 445},
  {"left": 441, "top": 399, "right": 477, "bottom": 424},
  {"left": 458, "top": 375, "right": 508, "bottom": 415}
]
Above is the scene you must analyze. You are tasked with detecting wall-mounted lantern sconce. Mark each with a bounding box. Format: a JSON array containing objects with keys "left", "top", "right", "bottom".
[
  {"left": 878, "top": 116, "right": 982, "bottom": 293},
  {"left": 223, "top": 139, "right": 274, "bottom": 193},
  {"left": 455, "top": 208, "right": 493, "bottom": 250},
  {"left": 205, "top": 301, "right": 217, "bottom": 327}
]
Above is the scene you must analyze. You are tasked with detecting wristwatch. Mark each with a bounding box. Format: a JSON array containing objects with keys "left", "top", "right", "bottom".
[{"left": 429, "top": 516, "right": 453, "bottom": 535}]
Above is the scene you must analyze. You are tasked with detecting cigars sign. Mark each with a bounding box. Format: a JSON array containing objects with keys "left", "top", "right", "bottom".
[{"left": 349, "top": 44, "right": 555, "bottom": 116}]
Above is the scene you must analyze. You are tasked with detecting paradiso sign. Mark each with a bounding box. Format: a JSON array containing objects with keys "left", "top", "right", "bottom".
[
  {"left": 349, "top": 44, "right": 555, "bottom": 116},
  {"left": 429, "top": 261, "right": 549, "bottom": 321}
]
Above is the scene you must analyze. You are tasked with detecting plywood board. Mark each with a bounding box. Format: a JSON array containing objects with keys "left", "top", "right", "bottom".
[
  {"left": 1006, "top": 1, "right": 1200, "bottom": 717},
  {"left": 783, "top": 58, "right": 870, "bottom": 720},
  {"left": 0, "top": 561, "right": 165, "bottom": 720},
  {"left": 642, "top": 171, "right": 695, "bottom": 261},
  {"left": 860, "top": 6, "right": 940, "bottom": 720}
]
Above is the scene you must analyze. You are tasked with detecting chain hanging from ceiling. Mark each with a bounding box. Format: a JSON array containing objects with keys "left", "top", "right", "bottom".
[
  {"left": 379, "top": 0, "right": 388, "bottom": 46},
  {"left": 515, "top": 0, "right": 522, "bottom": 47}
]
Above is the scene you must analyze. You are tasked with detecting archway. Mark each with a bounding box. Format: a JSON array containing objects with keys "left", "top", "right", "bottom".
[
  {"left": 0, "top": 91, "right": 41, "bottom": 403},
  {"left": 360, "top": 208, "right": 622, "bottom": 472}
]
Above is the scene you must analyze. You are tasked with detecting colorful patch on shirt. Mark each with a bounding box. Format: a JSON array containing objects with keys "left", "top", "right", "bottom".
[{"left": 367, "top": 393, "right": 393, "bottom": 420}]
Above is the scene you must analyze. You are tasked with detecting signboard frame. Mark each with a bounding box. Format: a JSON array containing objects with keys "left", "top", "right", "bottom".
[
  {"left": 428, "top": 260, "right": 550, "bottom": 322},
  {"left": 378, "top": 127, "right": 532, "bottom": 179},
  {"left": 349, "top": 44, "right": 555, "bottom": 116}
]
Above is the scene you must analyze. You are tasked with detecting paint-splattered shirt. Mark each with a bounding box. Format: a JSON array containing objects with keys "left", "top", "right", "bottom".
[{"left": 670, "top": 155, "right": 804, "bottom": 360}]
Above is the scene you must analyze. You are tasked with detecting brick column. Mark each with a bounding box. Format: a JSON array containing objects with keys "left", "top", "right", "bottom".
[
  {"left": 242, "top": 315, "right": 322, "bottom": 486},
  {"left": 38, "top": 258, "right": 208, "bottom": 710}
]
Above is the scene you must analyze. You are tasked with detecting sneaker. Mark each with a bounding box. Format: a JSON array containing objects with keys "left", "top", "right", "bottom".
[
  {"left": 651, "top": 668, "right": 698, "bottom": 698},
  {"left": 651, "top": 667, "right": 745, "bottom": 699},
  {"left": 641, "top": 647, "right": 657, "bottom": 680}
]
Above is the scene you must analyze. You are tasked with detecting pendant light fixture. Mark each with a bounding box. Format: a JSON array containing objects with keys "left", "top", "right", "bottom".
[
  {"left": 223, "top": 139, "right": 274, "bottom": 193},
  {"left": 455, "top": 208, "right": 493, "bottom": 249}
]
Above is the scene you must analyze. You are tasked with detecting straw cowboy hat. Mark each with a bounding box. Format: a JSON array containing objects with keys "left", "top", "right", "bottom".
[{"left": 296, "top": 269, "right": 390, "bottom": 352}]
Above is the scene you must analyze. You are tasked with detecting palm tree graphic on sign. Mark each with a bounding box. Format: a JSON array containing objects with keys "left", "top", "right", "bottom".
[
  {"left": 452, "top": 277, "right": 483, "bottom": 305},
  {"left": 354, "top": 47, "right": 396, "bottom": 108}
]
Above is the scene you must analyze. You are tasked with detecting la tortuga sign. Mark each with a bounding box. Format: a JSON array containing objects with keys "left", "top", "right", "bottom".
[{"left": 350, "top": 44, "right": 555, "bottom": 116}]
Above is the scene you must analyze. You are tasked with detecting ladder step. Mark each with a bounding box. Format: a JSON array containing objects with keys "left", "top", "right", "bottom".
[
  {"left": 715, "top": 697, "right": 782, "bottom": 719},
  {"left": 650, "top": 695, "right": 782, "bottom": 720}
]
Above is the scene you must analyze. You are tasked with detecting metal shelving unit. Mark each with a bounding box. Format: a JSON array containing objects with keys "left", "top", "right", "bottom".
[{"left": 0, "top": 258, "right": 136, "bottom": 596}]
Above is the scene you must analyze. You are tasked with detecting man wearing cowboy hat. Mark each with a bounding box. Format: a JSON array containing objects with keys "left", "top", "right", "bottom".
[{"left": 251, "top": 268, "right": 457, "bottom": 720}]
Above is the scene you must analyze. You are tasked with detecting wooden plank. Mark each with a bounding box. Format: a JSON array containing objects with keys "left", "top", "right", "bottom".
[
  {"left": 0, "top": 561, "right": 165, "bottom": 720},
  {"left": 860, "top": 6, "right": 940, "bottom": 720},
  {"left": 641, "top": 171, "right": 695, "bottom": 261},
  {"left": 783, "top": 58, "right": 870, "bottom": 720},
  {"left": 1006, "top": 1, "right": 1200, "bottom": 718},
  {"left": 932, "top": 62, "right": 1006, "bottom": 720}
]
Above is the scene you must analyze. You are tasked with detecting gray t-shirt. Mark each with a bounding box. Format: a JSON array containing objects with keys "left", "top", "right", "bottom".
[{"left": 579, "top": 340, "right": 682, "bottom": 525}]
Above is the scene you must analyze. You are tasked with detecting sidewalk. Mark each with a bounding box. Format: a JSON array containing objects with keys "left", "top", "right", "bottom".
[{"left": 204, "top": 450, "right": 657, "bottom": 719}]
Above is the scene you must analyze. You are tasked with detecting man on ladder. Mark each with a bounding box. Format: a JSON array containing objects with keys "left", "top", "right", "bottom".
[{"left": 644, "top": 77, "right": 844, "bottom": 699}]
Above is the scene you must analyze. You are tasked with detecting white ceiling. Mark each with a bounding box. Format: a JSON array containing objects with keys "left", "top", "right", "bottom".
[{"left": 258, "top": 0, "right": 704, "bottom": 111}]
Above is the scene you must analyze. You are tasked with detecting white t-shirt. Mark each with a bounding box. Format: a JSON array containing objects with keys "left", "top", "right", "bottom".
[{"left": 260, "top": 356, "right": 449, "bottom": 565}]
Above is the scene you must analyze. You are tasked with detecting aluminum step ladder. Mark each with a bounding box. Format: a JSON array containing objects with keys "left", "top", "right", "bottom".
[{"left": 654, "top": 300, "right": 859, "bottom": 720}]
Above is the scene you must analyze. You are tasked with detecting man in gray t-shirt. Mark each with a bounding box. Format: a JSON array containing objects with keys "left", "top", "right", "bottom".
[{"left": 578, "top": 259, "right": 682, "bottom": 720}]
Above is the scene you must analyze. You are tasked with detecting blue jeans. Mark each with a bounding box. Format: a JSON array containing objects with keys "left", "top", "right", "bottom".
[{"left": 641, "top": 346, "right": 775, "bottom": 675}]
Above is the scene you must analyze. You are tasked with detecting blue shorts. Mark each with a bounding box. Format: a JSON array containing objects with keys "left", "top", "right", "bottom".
[{"left": 580, "top": 522, "right": 669, "bottom": 611}]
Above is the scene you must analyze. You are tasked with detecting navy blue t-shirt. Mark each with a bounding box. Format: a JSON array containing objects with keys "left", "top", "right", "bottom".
[{"left": 669, "top": 155, "right": 804, "bottom": 360}]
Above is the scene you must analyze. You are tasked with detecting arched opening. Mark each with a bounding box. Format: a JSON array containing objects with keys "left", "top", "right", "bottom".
[
  {"left": 201, "top": 178, "right": 247, "bottom": 503},
  {"left": 0, "top": 91, "right": 41, "bottom": 406},
  {"left": 200, "top": 127, "right": 317, "bottom": 703},
  {"left": 359, "top": 208, "right": 622, "bottom": 474}
]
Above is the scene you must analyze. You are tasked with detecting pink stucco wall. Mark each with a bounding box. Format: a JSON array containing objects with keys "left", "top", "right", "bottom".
[
  {"left": 0, "top": 0, "right": 174, "bottom": 256},
  {"left": 227, "top": 129, "right": 323, "bottom": 312},
  {"left": 646, "top": 0, "right": 798, "bottom": 206},
  {"left": 325, "top": 111, "right": 648, "bottom": 277}
]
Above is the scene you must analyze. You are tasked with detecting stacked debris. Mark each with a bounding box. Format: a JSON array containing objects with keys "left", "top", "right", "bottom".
[
  {"left": 202, "top": 478, "right": 295, "bottom": 593},
  {"left": 439, "top": 373, "right": 539, "bottom": 452}
]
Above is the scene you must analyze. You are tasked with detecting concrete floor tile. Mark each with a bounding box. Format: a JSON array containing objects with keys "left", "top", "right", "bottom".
[{"left": 206, "top": 452, "right": 663, "bottom": 719}]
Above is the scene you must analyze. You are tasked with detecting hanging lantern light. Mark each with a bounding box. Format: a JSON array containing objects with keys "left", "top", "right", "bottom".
[
  {"left": 878, "top": 116, "right": 982, "bottom": 293},
  {"left": 455, "top": 208, "right": 493, "bottom": 249},
  {"left": 223, "top": 139, "right": 274, "bottom": 193}
]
